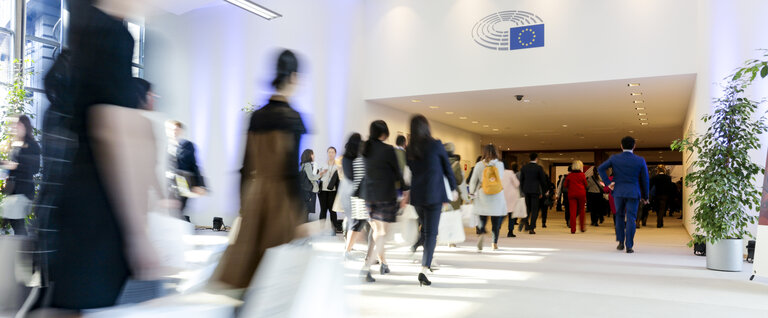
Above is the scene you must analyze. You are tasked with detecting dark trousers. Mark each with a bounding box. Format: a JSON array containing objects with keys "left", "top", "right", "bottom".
[
  {"left": 539, "top": 198, "right": 548, "bottom": 227},
  {"left": 318, "top": 190, "right": 339, "bottom": 226},
  {"left": 524, "top": 194, "right": 540, "bottom": 230},
  {"left": 569, "top": 196, "right": 586, "bottom": 233},
  {"left": 587, "top": 193, "right": 603, "bottom": 225},
  {"left": 303, "top": 190, "right": 317, "bottom": 221},
  {"left": 614, "top": 197, "right": 640, "bottom": 249},
  {"left": 563, "top": 193, "right": 570, "bottom": 224},
  {"left": 656, "top": 195, "right": 669, "bottom": 227},
  {"left": 478, "top": 215, "right": 503, "bottom": 243},
  {"left": 1, "top": 218, "right": 27, "bottom": 235},
  {"left": 415, "top": 204, "right": 442, "bottom": 268},
  {"left": 507, "top": 214, "right": 517, "bottom": 233}
]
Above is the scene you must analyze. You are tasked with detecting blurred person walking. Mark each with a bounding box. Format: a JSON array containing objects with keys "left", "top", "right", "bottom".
[
  {"left": 563, "top": 161, "right": 588, "bottom": 234},
  {"left": 300, "top": 149, "right": 324, "bottom": 219},
  {"left": 395, "top": 135, "right": 407, "bottom": 174},
  {"left": 519, "top": 153, "right": 548, "bottom": 234},
  {"left": 444, "top": 142, "right": 465, "bottom": 211},
  {"left": 598, "top": 136, "right": 650, "bottom": 254},
  {"left": 165, "top": 120, "right": 207, "bottom": 218},
  {"left": 341, "top": 134, "right": 373, "bottom": 259},
  {"left": 211, "top": 49, "right": 307, "bottom": 290},
  {"left": 586, "top": 169, "right": 604, "bottom": 227},
  {"left": 502, "top": 161, "right": 521, "bottom": 237},
  {"left": 556, "top": 167, "right": 573, "bottom": 226},
  {"left": 361, "top": 120, "right": 409, "bottom": 282},
  {"left": 0, "top": 115, "right": 40, "bottom": 236},
  {"left": 650, "top": 166, "right": 674, "bottom": 228},
  {"left": 406, "top": 115, "right": 456, "bottom": 286},
  {"left": 469, "top": 145, "right": 506, "bottom": 251},
  {"left": 318, "top": 147, "right": 341, "bottom": 232}
]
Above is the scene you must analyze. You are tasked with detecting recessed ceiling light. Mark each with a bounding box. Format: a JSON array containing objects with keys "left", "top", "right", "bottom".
[
  {"left": 633, "top": 100, "right": 644, "bottom": 104},
  {"left": 428, "top": 105, "right": 439, "bottom": 109},
  {"left": 628, "top": 83, "right": 640, "bottom": 87},
  {"left": 483, "top": 125, "right": 489, "bottom": 127},
  {"left": 638, "top": 113, "right": 647, "bottom": 116},
  {"left": 523, "top": 99, "right": 530, "bottom": 103},
  {"left": 562, "top": 124, "right": 568, "bottom": 128},
  {"left": 641, "top": 122, "right": 649, "bottom": 126},
  {"left": 635, "top": 107, "right": 645, "bottom": 110},
  {"left": 639, "top": 118, "right": 648, "bottom": 121},
  {"left": 459, "top": 116, "right": 468, "bottom": 120},
  {"left": 559, "top": 153, "right": 564, "bottom": 156},
  {"left": 507, "top": 147, "right": 510, "bottom": 150},
  {"left": 524, "top": 134, "right": 529, "bottom": 137},
  {"left": 630, "top": 92, "right": 642, "bottom": 96},
  {"left": 471, "top": 121, "right": 479, "bottom": 124},
  {"left": 628, "top": 130, "right": 634, "bottom": 133},
  {"left": 445, "top": 112, "right": 454, "bottom": 115},
  {"left": 492, "top": 128, "right": 500, "bottom": 131},
  {"left": 579, "top": 136, "right": 585, "bottom": 139},
  {"left": 411, "top": 99, "right": 422, "bottom": 103},
  {"left": 658, "top": 151, "right": 663, "bottom": 153}
]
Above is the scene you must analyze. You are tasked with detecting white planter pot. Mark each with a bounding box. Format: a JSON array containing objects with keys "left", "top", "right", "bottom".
[{"left": 706, "top": 238, "right": 743, "bottom": 272}]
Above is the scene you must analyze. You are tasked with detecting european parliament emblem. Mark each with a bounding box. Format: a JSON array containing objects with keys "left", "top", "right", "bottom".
[
  {"left": 472, "top": 10, "right": 545, "bottom": 51},
  {"left": 510, "top": 24, "right": 544, "bottom": 50}
]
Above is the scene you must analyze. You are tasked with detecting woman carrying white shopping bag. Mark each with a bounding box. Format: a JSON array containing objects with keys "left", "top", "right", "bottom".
[
  {"left": 405, "top": 115, "right": 457, "bottom": 287},
  {"left": 469, "top": 145, "right": 508, "bottom": 251},
  {"left": 502, "top": 161, "right": 523, "bottom": 238}
]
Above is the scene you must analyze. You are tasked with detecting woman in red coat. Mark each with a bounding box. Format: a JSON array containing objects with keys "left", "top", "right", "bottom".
[{"left": 563, "top": 160, "right": 588, "bottom": 233}]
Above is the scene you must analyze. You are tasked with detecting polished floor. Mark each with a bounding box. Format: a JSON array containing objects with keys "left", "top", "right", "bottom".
[{"left": 345, "top": 210, "right": 768, "bottom": 318}]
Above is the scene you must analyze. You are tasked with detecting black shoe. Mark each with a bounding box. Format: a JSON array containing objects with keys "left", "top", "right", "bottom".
[
  {"left": 677, "top": 216, "right": 683, "bottom": 219},
  {"left": 617, "top": 242, "right": 625, "bottom": 250},
  {"left": 507, "top": 232, "right": 516, "bottom": 238},
  {"left": 418, "top": 273, "right": 432, "bottom": 286},
  {"left": 362, "top": 270, "right": 375, "bottom": 283},
  {"left": 380, "top": 264, "right": 390, "bottom": 275},
  {"left": 542, "top": 224, "right": 547, "bottom": 228},
  {"left": 529, "top": 230, "right": 536, "bottom": 235},
  {"left": 410, "top": 245, "right": 417, "bottom": 253},
  {"left": 626, "top": 248, "right": 634, "bottom": 254}
]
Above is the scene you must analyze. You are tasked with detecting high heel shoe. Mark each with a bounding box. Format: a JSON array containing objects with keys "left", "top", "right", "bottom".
[
  {"left": 380, "top": 264, "right": 390, "bottom": 275},
  {"left": 361, "top": 270, "right": 375, "bottom": 283},
  {"left": 418, "top": 273, "right": 432, "bottom": 286}
]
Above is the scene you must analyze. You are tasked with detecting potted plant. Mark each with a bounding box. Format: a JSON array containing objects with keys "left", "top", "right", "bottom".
[{"left": 672, "top": 51, "right": 768, "bottom": 271}]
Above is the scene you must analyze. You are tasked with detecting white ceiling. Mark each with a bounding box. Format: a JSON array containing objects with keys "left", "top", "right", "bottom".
[{"left": 370, "top": 74, "right": 696, "bottom": 151}]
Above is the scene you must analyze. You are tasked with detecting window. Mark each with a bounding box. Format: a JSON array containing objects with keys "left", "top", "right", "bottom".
[
  {"left": 126, "top": 20, "right": 145, "bottom": 78},
  {"left": 0, "top": 0, "right": 14, "bottom": 85}
]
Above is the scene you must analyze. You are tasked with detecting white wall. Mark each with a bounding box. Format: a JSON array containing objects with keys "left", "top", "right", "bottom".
[
  {"left": 680, "top": 0, "right": 768, "bottom": 238},
  {"left": 363, "top": 0, "right": 698, "bottom": 99}
]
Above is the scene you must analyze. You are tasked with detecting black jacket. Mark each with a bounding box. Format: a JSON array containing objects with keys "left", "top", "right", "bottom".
[
  {"left": 176, "top": 139, "right": 206, "bottom": 188},
  {"left": 407, "top": 139, "right": 456, "bottom": 206},
  {"left": 7, "top": 141, "right": 41, "bottom": 200},
  {"left": 651, "top": 173, "right": 675, "bottom": 197},
  {"left": 519, "top": 162, "right": 548, "bottom": 195},
  {"left": 362, "top": 139, "right": 408, "bottom": 202}
]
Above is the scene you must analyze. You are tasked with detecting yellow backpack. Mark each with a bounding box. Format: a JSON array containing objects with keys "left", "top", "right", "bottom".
[{"left": 481, "top": 163, "right": 503, "bottom": 195}]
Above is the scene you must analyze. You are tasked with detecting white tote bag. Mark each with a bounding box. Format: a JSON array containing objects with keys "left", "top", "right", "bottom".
[
  {"left": 437, "top": 210, "right": 466, "bottom": 244},
  {"left": 0, "top": 194, "right": 31, "bottom": 219},
  {"left": 387, "top": 206, "right": 419, "bottom": 247},
  {"left": 511, "top": 198, "right": 528, "bottom": 218},
  {"left": 147, "top": 212, "right": 194, "bottom": 272},
  {"left": 460, "top": 204, "right": 479, "bottom": 228}
]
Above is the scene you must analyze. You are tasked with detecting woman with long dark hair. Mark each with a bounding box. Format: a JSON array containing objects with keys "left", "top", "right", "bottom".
[
  {"left": 0, "top": 115, "right": 40, "bottom": 236},
  {"left": 469, "top": 145, "right": 507, "bottom": 251},
  {"left": 340, "top": 133, "right": 372, "bottom": 258},
  {"left": 406, "top": 115, "right": 456, "bottom": 286},
  {"left": 212, "top": 49, "right": 307, "bottom": 290},
  {"left": 360, "top": 120, "right": 408, "bottom": 282},
  {"left": 300, "top": 149, "right": 325, "bottom": 218}
]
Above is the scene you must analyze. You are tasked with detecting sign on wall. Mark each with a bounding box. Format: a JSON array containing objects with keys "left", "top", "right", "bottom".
[{"left": 472, "top": 10, "right": 545, "bottom": 51}]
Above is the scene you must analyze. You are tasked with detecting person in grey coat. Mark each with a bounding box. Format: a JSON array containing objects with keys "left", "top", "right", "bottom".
[{"left": 469, "top": 144, "right": 507, "bottom": 251}]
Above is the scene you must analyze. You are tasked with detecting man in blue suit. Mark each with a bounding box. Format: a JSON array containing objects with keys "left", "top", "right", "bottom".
[{"left": 598, "top": 136, "right": 649, "bottom": 253}]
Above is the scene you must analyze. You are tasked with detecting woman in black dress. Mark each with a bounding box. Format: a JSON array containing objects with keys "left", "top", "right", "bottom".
[{"left": 0, "top": 115, "right": 40, "bottom": 235}]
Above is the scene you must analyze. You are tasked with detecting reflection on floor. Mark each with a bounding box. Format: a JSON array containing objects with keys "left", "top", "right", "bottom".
[{"left": 346, "top": 210, "right": 768, "bottom": 318}]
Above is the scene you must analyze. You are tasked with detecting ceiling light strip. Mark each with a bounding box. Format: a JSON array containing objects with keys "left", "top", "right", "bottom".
[{"left": 225, "top": 0, "right": 283, "bottom": 20}]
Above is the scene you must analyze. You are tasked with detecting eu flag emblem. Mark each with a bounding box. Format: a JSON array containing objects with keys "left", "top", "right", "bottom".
[{"left": 510, "top": 24, "right": 545, "bottom": 50}]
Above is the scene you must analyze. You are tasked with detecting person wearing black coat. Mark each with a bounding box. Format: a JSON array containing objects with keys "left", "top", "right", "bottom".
[
  {"left": 0, "top": 115, "right": 40, "bottom": 235},
  {"left": 166, "top": 120, "right": 207, "bottom": 216},
  {"left": 406, "top": 115, "right": 456, "bottom": 286},
  {"left": 518, "top": 153, "right": 549, "bottom": 234},
  {"left": 650, "top": 167, "right": 675, "bottom": 228},
  {"left": 360, "top": 120, "right": 409, "bottom": 283}
]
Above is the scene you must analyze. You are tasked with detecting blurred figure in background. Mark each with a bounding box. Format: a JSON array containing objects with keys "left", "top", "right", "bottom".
[
  {"left": 470, "top": 145, "right": 506, "bottom": 251},
  {"left": 211, "top": 49, "right": 307, "bottom": 291},
  {"left": 539, "top": 175, "right": 554, "bottom": 228},
  {"left": 444, "top": 142, "right": 465, "bottom": 211},
  {"left": 556, "top": 167, "right": 573, "bottom": 226},
  {"left": 166, "top": 120, "right": 207, "bottom": 219},
  {"left": 650, "top": 165, "right": 674, "bottom": 228},
  {"left": 564, "top": 160, "right": 587, "bottom": 234},
  {"left": 300, "top": 149, "right": 323, "bottom": 219},
  {"left": 587, "top": 169, "right": 604, "bottom": 227},
  {"left": 318, "top": 147, "right": 342, "bottom": 232},
  {"left": 502, "top": 161, "right": 521, "bottom": 237},
  {"left": 519, "top": 153, "right": 548, "bottom": 234},
  {"left": 395, "top": 135, "right": 407, "bottom": 174},
  {"left": 406, "top": 115, "right": 456, "bottom": 286},
  {"left": 361, "top": 120, "right": 408, "bottom": 283},
  {"left": 0, "top": 115, "right": 40, "bottom": 236}
]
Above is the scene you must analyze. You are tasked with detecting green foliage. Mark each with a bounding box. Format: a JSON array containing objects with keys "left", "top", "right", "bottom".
[
  {"left": 672, "top": 50, "right": 768, "bottom": 246},
  {"left": 242, "top": 102, "right": 256, "bottom": 114}
]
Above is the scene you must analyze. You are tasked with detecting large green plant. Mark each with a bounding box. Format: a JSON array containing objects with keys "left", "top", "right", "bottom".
[{"left": 672, "top": 51, "right": 768, "bottom": 245}]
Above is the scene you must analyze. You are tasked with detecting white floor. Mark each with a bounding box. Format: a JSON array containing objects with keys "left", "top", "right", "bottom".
[{"left": 344, "top": 211, "right": 768, "bottom": 318}]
